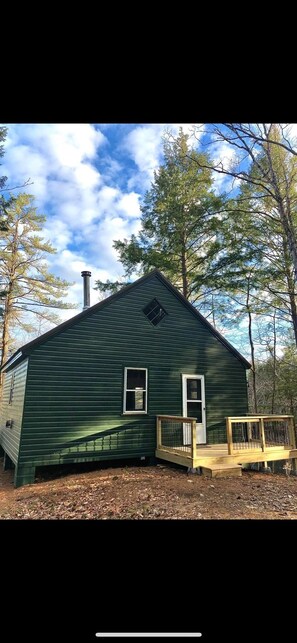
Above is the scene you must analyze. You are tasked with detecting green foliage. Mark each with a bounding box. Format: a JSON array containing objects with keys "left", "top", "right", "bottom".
[
  {"left": 0, "top": 125, "right": 8, "bottom": 191},
  {"left": 95, "top": 129, "right": 226, "bottom": 304},
  {"left": 95, "top": 279, "right": 130, "bottom": 297},
  {"left": 197, "top": 126, "right": 297, "bottom": 339},
  {"left": 255, "top": 342, "right": 297, "bottom": 419},
  {"left": 0, "top": 127, "right": 10, "bottom": 234}
]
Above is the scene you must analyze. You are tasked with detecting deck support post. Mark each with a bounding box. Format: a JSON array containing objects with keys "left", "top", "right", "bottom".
[
  {"left": 292, "top": 459, "right": 297, "bottom": 475},
  {"left": 156, "top": 416, "right": 162, "bottom": 449},
  {"left": 288, "top": 417, "right": 296, "bottom": 449},
  {"left": 247, "top": 422, "right": 252, "bottom": 442},
  {"left": 260, "top": 417, "right": 266, "bottom": 452},
  {"left": 290, "top": 417, "right": 297, "bottom": 475},
  {"left": 226, "top": 418, "right": 233, "bottom": 455},
  {"left": 191, "top": 420, "right": 197, "bottom": 462}
]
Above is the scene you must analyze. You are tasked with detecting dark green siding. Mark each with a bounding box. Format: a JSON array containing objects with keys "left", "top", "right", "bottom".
[
  {"left": 15, "top": 274, "right": 248, "bottom": 482},
  {"left": 0, "top": 360, "right": 28, "bottom": 465}
]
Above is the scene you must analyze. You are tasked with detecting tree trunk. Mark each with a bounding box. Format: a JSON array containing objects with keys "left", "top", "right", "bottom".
[
  {"left": 271, "top": 313, "right": 277, "bottom": 414},
  {"left": 181, "top": 243, "right": 189, "bottom": 299},
  {"left": 278, "top": 202, "right": 297, "bottom": 286},
  {"left": 0, "top": 286, "right": 13, "bottom": 370},
  {"left": 288, "top": 289, "right": 297, "bottom": 347},
  {"left": 265, "top": 138, "right": 297, "bottom": 284},
  {"left": 246, "top": 276, "right": 257, "bottom": 412},
  {"left": 283, "top": 240, "right": 297, "bottom": 347},
  {"left": 0, "top": 221, "right": 18, "bottom": 380},
  {"left": 211, "top": 294, "right": 216, "bottom": 328}
]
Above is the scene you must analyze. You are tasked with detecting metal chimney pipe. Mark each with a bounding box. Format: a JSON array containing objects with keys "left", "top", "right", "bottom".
[{"left": 81, "top": 271, "right": 91, "bottom": 310}]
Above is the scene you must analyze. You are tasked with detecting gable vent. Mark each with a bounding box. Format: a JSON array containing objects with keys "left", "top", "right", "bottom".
[{"left": 143, "top": 298, "right": 167, "bottom": 326}]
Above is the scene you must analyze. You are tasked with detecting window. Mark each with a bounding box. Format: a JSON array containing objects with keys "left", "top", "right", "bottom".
[
  {"left": 123, "top": 368, "right": 148, "bottom": 414},
  {"left": 143, "top": 298, "right": 167, "bottom": 326},
  {"left": 8, "top": 373, "right": 15, "bottom": 405}
]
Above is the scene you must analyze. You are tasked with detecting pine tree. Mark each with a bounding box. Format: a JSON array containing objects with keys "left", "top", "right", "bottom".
[
  {"left": 0, "top": 193, "right": 76, "bottom": 368},
  {"left": 0, "top": 125, "right": 8, "bottom": 194},
  {"left": 95, "top": 129, "right": 225, "bottom": 304}
]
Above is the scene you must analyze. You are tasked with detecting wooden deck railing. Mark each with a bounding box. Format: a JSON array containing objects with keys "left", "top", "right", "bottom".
[
  {"left": 225, "top": 415, "right": 296, "bottom": 456},
  {"left": 156, "top": 415, "right": 197, "bottom": 459}
]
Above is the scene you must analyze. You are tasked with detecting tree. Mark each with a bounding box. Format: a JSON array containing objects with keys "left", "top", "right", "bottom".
[
  {"left": 94, "top": 279, "right": 130, "bottom": 297},
  {"left": 190, "top": 124, "right": 297, "bottom": 288},
  {"left": 255, "top": 340, "right": 297, "bottom": 421},
  {"left": 0, "top": 126, "right": 11, "bottom": 314},
  {"left": 95, "top": 129, "right": 225, "bottom": 304},
  {"left": 1, "top": 126, "right": 34, "bottom": 312},
  {"left": 0, "top": 126, "right": 10, "bottom": 236},
  {"left": 0, "top": 193, "right": 76, "bottom": 368},
  {"left": 180, "top": 125, "right": 297, "bottom": 352},
  {"left": 0, "top": 126, "right": 8, "bottom": 191},
  {"left": 1, "top": 125, "right": 33, "bottom": 230}
]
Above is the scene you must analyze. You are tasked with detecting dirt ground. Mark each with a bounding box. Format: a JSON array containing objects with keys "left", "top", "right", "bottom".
[{"left": 1, "top": 458, "right": 297, "bottom": 519}]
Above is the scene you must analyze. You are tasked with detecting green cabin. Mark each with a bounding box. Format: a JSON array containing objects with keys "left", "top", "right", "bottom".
[{"left": 0, "top": 270, "right": 251, "bottom": 487}]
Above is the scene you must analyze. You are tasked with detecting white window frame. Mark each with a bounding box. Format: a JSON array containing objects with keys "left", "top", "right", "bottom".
[{"left": 123, "top": 367, "right": 148, "bottom": 414}]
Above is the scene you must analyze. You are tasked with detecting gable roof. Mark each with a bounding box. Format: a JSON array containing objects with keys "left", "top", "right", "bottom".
[{"left": 1, "top": 269, "right": 251, "bottom": 371}]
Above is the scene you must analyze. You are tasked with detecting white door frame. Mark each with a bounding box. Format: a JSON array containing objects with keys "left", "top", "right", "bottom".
[{"left": 182, "top": 374, "right": 206, "bottom": 444}]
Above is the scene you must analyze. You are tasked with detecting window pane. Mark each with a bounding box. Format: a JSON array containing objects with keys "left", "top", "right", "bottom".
[
  {"left": 187, "top": 401, "right": 202, "bottom": 423},
  {"left": 127, "top": 369, "right": 146, "bottom": 389},
  {"left": 147, "top": 307, "right": 166, "bottom": 325},
  {"left": 126, "top": 390, "right": 146, "bottom": 411},
  {"left": 135, "top": 390, "right": 145, "bottom": 410},
  {"left": 187, "top": 379, "right": 201, "bottom": 400},
  {"left": 126, "top": 391, "right": 135, "bottom": 411},
  {"left": 143, "top": 298, "right": 167, "bottom": 326}
]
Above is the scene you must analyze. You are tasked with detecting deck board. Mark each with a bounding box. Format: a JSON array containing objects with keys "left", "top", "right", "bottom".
[{"left": 156, "top": 442, "right": 297, "bottom": 470}]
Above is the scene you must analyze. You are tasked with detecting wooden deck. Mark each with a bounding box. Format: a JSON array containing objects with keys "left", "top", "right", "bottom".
[
  {"left": 155, "top": 415, "right": 297, "bottom": 476},
  {"left": 156, "top": 442, "right": 297, "bottom": 469}
]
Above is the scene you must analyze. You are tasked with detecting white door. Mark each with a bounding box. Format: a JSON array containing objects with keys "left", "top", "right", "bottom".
[{"left": 182, "top": 374, "right": 206, "bottom": 445}]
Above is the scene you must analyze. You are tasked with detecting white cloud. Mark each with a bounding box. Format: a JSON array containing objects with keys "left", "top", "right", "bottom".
[
  {"left": 42, "top": 219, "right": 73, "bottom": 252},
  {"left": 1, "top": 124, "right": 144, "bottom": 270},
  {"left": 96, "top": 185, "right": 121, "bottom": 214},
  {"left": 3, "top": 125, "right": 105, "bottom": 215},
  {"left": 1, "top": 123, "right": 201, "bottom": 321},
  {"left": 49, "top": 248, "right": 127, "bottom": 322},
  {"left": 82, "top": 213, "right": 142, "bottom": 271},
  {"left": 123, "top": 124, "right": 164, "bottom": 189},
  {"left": 212, "top": 140, "right": 236, "bottom": 169},
  {"left": 124, "top": 123, "right": 203, "bottom": 191},
  {"left": 117, "top": 192, "right": 141, "bottom": 218},
  {"left": 73, "top": 163, "right": 101, "bottom": 190},
  {"left": 209, "top": 139, "right": 238, "bottom": 194}
]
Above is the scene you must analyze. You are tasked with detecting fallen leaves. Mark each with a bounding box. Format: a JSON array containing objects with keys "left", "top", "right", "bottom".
[{"left": 0, "top": 462, "right": 297, "bottom": 519}]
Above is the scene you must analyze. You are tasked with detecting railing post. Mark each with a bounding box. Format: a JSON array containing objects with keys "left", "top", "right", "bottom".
[
  {"left": 226, "top": 418, "right": 233, "bottom": 455},
  {"left": 156, "top": 416, "right": 162, "bottom": 449},
  {"left": 191, "top": 419, "right": 197, "bottom": 461},
  {"left": 247, "top": 422, "right": 252, "bottom": 442},
  {"left": 260, "top": 417, "right": 266, "bottom": 452},
  {"left": 288, "top": 416, "right": 296, "bottom": 449}
]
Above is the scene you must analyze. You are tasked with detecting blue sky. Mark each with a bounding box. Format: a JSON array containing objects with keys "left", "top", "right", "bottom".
[
  {"left": 2, "top": 124, "right": 212, "bottom": 316},
  {"left": 3, "top": 122, "right": 296, "bottom": 358},
  {"left": 1, "top": 122, "right": 270, "bottom": 339}
]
